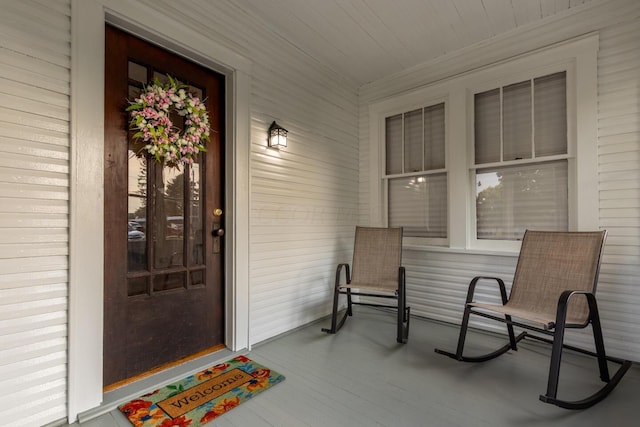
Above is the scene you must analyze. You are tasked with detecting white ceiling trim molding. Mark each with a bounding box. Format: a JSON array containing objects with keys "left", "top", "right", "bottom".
[{"left": 360, "top": 0, "right": 636, "bottom": 95}]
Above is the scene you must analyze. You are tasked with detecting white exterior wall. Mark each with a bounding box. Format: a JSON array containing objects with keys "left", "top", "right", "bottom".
[
  {"left": 0, "top": 1, "right": 71, "bottom": 426},
  {"left": 2, "top": 0, "right": 358, "bottom": 424},
  {"left": 359, "top": 0, "right": 640, "bottom": 360},
  {"left": 1, "top": 0, "right": 638, "bottom": 425}
]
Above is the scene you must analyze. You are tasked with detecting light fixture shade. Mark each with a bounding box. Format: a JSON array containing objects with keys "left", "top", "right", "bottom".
[{"left": 268, "top": 121, "right": 287, "bottom": 148}]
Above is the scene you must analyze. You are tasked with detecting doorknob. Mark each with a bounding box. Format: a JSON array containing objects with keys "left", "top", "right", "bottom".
[
  {"left": 212, "top": 224, "right": 224, "bottom": 254},
  {"left": 212, "top": 223, "right": 224, "bottom": 237},
  {"left": 213, "top": 208, "right": 223, "bottom": 216}
]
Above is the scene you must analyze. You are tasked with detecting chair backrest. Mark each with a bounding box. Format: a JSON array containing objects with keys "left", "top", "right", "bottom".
[
  {"left": 507, "top": 230, "right": 607, "bottom": 325},
  {"left": 350, "top": 226, "right": 403, "bottom": 291}
]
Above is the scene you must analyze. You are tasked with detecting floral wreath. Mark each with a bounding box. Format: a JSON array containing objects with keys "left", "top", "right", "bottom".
[{"left": 127, "top": 75, "right": 210, "bottom": 167}]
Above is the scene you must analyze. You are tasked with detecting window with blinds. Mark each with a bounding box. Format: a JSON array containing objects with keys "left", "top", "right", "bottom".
[
  {"left": 385, "top": 103, "right": 447, "bottom": 238},
  {"left": 473, "top": 71, "right": 568, "bottom": 240}
]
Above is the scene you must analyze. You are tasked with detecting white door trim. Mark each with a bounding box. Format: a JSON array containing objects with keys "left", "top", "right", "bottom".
[{"left": 69, "top": 0, "right": 251, "bottom": 421}]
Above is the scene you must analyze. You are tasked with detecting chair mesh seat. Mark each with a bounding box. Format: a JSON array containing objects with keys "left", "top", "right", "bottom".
[
  {"left": 469, "top": 302, "right": 583, "bottom": 330},
  {"left": 341, "top": 281, "right": 398, "bottom": 293}
]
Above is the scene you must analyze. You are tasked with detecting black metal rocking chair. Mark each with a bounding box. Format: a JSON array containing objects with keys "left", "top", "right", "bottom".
[
  {"left": 322, "top": 226, "right": 410, "bottom": 343},
  {"left": 435, "top": 230, "right": 632, "bottom": 409}
]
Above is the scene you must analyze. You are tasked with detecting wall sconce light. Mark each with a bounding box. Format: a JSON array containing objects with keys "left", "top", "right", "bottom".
[{"left": 268, "top": 121, "right": 288, "bottom": 149}]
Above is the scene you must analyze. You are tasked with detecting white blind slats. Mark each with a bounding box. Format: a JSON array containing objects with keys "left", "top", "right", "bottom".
[
  {"left": 424, "top": 103, "right": 446, "bottom": 170},
  {"left": 476, "top": 161, "right": 568, "bottom": 239},
  {"left": 474, "top": 71, "right": 568, "bottom": 239},
  {"left": 388, "top": 174, "right": 447, "bottom": 238},
  {"left": 474, "top": 89, "right": 501, "bottom": 163},
  {"left": 534, "top": 72, "right": 567, "bottom": 156},
  {"left": 386, "top": 103, "right": 447, "bottom": 237},
  {"left": 503, "top": 80, "right": 531, "bottom": 161},
  {"left": 404, "top": 108, "right": 423, "bottom": 172},
  {"left": 385, "top": 114, "right": 403, "bottom": 174}
]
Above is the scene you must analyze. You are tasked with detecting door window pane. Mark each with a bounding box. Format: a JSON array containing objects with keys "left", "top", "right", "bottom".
[
  {"left": 127, "top": 277, "right": 148, "bottom": 297},
  {"left": 153, "top": 272, "right": 185, "bottom": 292},
  {"left": 189, "top": 160, "right": 204, "bottom": 266},
  {"left": 191, "top": 270, "right": 205, "bottom": 287},
  {"left": 128, "top": 149, "right": 147, "bottom": 272},
  {"left": 124, "top": 65, "right": 210, "bottom": 294},
  {"left": 154, "top": 166, "right": 184, "bottom": 269},
  {"left": 128, "top": 61, "right": 147, "bottom": 84}
]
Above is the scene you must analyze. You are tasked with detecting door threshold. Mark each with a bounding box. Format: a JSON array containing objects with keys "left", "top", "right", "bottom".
[{"left": 77, "top": 347, "right": 247, "bottom": 423}]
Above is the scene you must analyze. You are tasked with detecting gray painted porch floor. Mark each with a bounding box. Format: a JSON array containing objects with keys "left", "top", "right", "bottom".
[{"left": 66, "top": 307, "right": 640, "bottom": 426}]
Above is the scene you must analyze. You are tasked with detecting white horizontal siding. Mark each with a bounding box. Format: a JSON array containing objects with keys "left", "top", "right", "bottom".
[
  {"left": 0, "top": 0, "right": 70, "bottom": 426},
  {"left": 595, "top": 14, "right": 640, "bottom": 359},
  {"left": 359, "top": 0, "right": 640, "bottom": 360}
]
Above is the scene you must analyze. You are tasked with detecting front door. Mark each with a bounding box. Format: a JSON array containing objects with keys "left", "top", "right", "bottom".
[{"left": 103, "top": 25, "right": 225, "bottom": 387}]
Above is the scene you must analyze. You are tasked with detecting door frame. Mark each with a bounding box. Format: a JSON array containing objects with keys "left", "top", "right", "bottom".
[{"left": 69, "top": 0, "right": 252, "bottom": 422}]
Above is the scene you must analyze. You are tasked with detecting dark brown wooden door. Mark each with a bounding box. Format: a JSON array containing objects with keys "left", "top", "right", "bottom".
[{"left": 104, "top": 25, "right": 225, "bottom": 387}]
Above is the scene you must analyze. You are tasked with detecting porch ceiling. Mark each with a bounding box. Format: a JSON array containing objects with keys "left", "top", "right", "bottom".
[{"left": 234, "top": 0, "right": 597, "bottom": 86}]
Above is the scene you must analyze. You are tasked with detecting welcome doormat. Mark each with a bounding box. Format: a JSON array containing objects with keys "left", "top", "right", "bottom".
[{"left": 119, "top": 355, "right": 285, "bottom": 426}]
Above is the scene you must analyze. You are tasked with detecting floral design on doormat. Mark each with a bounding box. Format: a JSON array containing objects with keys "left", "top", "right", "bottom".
[{"left": 119, "top": 356, "right": 285, "bottom": 427}]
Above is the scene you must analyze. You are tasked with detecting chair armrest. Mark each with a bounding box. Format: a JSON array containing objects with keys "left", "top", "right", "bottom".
[
  {"left": 467, "top": 276, "right": 509, "bottom": 305},
  {"left": 553, "top": 290, "right": 596, "bottom": 329},
  {"left": 335, "top": 263, "right": 351, "bottom": 286},
  {"left": 398, "top": 266, "right": 405, "bottom": 284}
]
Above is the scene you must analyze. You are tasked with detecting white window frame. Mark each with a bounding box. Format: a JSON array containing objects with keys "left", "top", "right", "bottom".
[
  {"left": 369, "top": 34, "right": 598, "bottom": 253},
  {"left": 370, "top": 90, "right": 451, "bottom": 247}
]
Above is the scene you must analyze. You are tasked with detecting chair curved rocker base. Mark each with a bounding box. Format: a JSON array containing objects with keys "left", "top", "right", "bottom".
[
  {"left": 435, "top": 331, "right": 527, "bottom": 362},
  {"left": 320, "top": 306, "right": 351, "bottom": 335},
  {"left": 321, "top": 263, "right": 410, "bottom": 343},
  {"left": 540, "top": 358, "right": 632, "bottom": 410},
  {"left": 436, "top": 328, "right": 632, "bottom": 409},
  {"left": 321, "top": 296, "right": 411, "bottom": 343}
]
